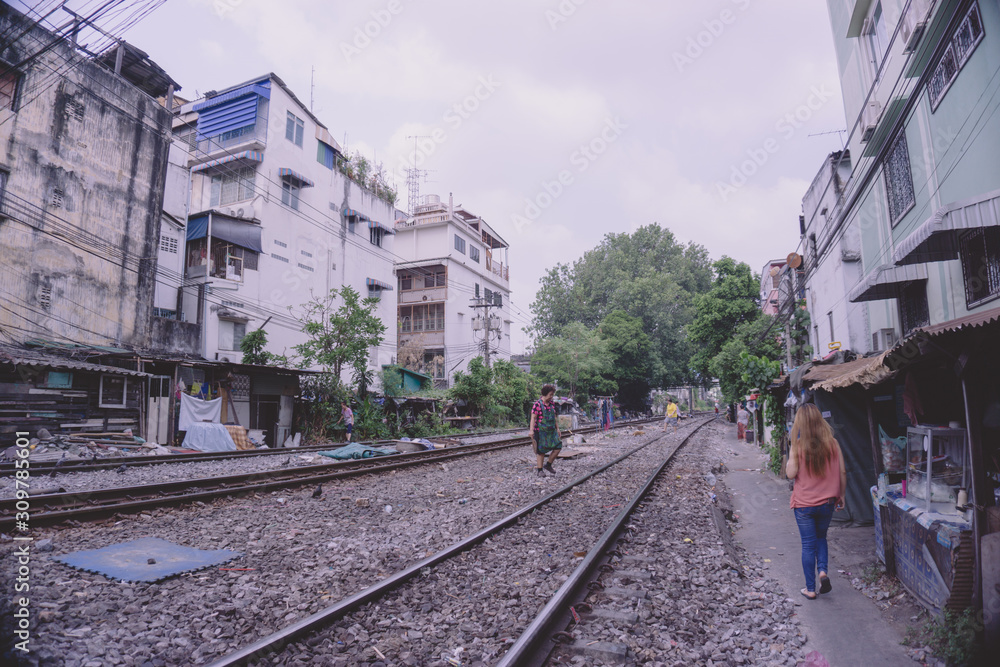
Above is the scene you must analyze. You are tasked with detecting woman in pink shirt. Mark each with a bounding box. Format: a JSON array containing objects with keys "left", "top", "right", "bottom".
[{"left": 785, "top": 404, "right": 847, "bottom": 600}]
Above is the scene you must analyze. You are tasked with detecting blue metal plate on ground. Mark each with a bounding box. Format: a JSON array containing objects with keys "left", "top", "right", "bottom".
[{"left": 55, "top": 537, "right": 242, "bottom": 582}]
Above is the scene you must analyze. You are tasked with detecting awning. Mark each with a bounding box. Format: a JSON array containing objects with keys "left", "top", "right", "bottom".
[
  {"left": 278, "top": 168, "right": 314, "bottom": 188},
  {"left": 185, "top": 213, "right": 263, "bottom": 253},
  {"left": 367, "top": 219, "right": 395, "bottom": 235},
  {"left": 192, "top": 81, "right": 271, "bottom": 112},
  {"left": 848, "top": 264, "right": 928, "bottom": 303},
  {"left": 366, "top": 278, "right": 393, "bottom": 291},
  {"left": 342, "top": 207, "right": 370, "bottom": 221},
  {"left": 884, "top": 305, "right": 1000, "bottom": 369},
  {"left": 191, "top": 150, "right": 263, "bottom": 173},
  {"left": 892, "top": 189, "right": 1000, "bottom": 265},
  {"left": 806, "top": 352, "right": 894, "bottom": 392}
]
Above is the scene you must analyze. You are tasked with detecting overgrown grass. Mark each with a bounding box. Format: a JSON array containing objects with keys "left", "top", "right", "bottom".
[
  {"left": 764, "top": 441, "right": 783, "bottom": 476},
  {"left": 904, "top": 608, "right": 981, "bottom": 666}
]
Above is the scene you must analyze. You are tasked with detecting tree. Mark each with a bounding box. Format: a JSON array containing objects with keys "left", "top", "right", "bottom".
[
  {"left": 688, "top": 257, "right": 762, "bottom": 381},
  {"left": 239, "top": 328, "right": 288, "bottom": 366},
  {"left": 293, "top": 286, "right": 387, "bottom": 378},
  {"left": 529, "top": 224, "right": 712, "bottom": 387},
  {"left": 530, "top": 322, "right": 615, "bottom": 401},
  {"left": 709, "top": 313, "right": 784, "bottom": 402},
  {"left": 598, "top": 310, "right": 652, "bottom": 411},
  {"left": 450, "top": 357, "right": 494, "bottom": 417},
  {"left": 789, "top": 299, "right": 814, "bottom": 364}
]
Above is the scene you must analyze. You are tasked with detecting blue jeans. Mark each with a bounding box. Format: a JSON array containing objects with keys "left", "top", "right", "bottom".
[{"left": 794, "top": 501, "right": 835, "bottom": 592}]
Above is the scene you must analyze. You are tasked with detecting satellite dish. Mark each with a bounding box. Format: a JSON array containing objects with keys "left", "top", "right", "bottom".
[
  {"left": 769, "top": 266, "right": 781, "bottom": 277},
  {"left": 787, "top": 252, "right": 803, "bottom": 268}
]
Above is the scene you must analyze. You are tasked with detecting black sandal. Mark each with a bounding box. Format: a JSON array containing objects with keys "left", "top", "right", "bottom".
[{"left": 819, "top": 575, "right": 832, "bottom": 594}]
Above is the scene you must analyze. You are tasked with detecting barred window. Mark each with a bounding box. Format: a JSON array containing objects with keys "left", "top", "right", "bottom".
[
  {"left": 210, "top": 166, "right": 256, "bottom": 206},
  {"left": 160, "top": 235, "right": 178, "bottom": 254},
  {"left": 959, "top": 227, "right": 1000, "bottom": 308},
  {"left": 884, "top": 133, "right": 914, "bottom": 226},
  {"left": 929, "top": 3, "right": 984, "bottom": 110},
  {"left": 898, "top": 281, "right": 929, "bottom": 334}
]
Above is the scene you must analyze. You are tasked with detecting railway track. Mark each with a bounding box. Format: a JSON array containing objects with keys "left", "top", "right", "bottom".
[
  {"left": 0, "top": 418, "right": 661, "bottom": 530},
  {"left": 200, "top": 416, "right": 716, "bottom": 666},
  {"left": 0, "top": 423, "right": 545, "bottom": 476}
]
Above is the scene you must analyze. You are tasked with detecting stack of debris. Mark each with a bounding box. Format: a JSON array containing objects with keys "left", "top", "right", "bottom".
[{"left": 0, "top": 428, "right": 171, "bottom": 462}]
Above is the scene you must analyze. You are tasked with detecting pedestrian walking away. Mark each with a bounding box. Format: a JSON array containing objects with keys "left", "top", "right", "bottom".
[
  {"left": 785, "top": 403, "right": 847, "bottom": 600},
  {"left": 528, "top": 384, "right": 562, "bottom": 476},
  {"left": 663, "top": 398, "right": 679, "bottom": 433},
  {"left": 336, "top": 401, "right": 355, "bottom": 442},
  {"left": 736, "top": 404, "right": 750, "bottom": 440}
]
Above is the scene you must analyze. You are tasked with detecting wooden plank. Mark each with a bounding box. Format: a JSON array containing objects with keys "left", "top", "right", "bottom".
[{"left": 711, "top": 505, "right": 742, "bottom": 575}]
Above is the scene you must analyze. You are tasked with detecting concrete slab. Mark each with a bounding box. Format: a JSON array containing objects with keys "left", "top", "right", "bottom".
[
  {"left": 718, "top": 421, "right": 914, "bottom": 667},
  {"left": 562, "top": 638, "right": 628, "bottom": 661}
]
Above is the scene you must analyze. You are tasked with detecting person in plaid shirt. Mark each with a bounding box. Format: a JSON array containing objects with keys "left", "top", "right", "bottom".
[{"left": 528, "top": 384, "right": 562, "bottom": 477}]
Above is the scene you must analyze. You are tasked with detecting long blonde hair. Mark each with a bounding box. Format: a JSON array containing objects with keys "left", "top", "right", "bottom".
[{"left": 791, "top": 404, "right": 836, "bottom": 477}]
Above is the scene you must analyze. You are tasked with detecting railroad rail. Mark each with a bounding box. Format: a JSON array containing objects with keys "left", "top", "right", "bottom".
[
  {"left": 202, "top": 415, "right": 715, "bottom": 667},
  {"left": 0, "top": 418, "right": 662, "bottom": 530}
]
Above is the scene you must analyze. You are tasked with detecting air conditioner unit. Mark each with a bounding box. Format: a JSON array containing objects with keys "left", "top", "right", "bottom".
[
  {"left": 234, "top": 204, "right": 256, "bottom": 220},
  {"left": 861, "top": 101, "right": 882, "bottom": 143},
  {"left": 215, "top": 353, "right": 232, "bottom": 362},
  {"left": 872, "top": 328, "right": 896, "bottom": 352},
  {"left": 901, "top": 0, "right": 932, "bottom": 53}
]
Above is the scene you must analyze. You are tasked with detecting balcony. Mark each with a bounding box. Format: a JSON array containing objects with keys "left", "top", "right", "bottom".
[{"left": 191, "top": 124, "right": 267, "bottom": 165}]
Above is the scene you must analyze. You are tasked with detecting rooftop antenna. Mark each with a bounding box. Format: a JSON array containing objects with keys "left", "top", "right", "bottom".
[
  {"left": 310, "top": 65, "right": 315, "bottom": 112},
  {"left": 405, "top": 135, "right": 431, "bottom": 215}
]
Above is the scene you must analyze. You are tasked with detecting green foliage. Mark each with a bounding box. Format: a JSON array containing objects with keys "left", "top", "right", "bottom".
[
  {"left": 297, "top": 373, "right": 349, "bottom": 443},
  {"left": 905, "top": 609, "right": 981, "bottom": 666},
  {"left": 739, "top": 352, "right": 782, "bottom": 398},
  {"left": 531, "top": 322, "right": 615, "bottom": 402},
  {"left": 789, "top": 299, "right": 813, "bottom": 364},
  {"left": 765, "top": 442, "right": 783, "bottom": 475},
  {"left": 598, "top": 311, "right": 652, "bottom": 411},
  {"left": 709, "top": 314, "right": 783, "bottom": 403},
  {"left": 529, "top": 224, "right": 712, "bottom": 387},
  {"left": 449, "top": 357, "right": 535, "bottom": 427},
  {"left": 338, "top": 150, "right": 397, "bottom": 206},
  {"left": 293, "top": 286, "right": 386, "bottom": 378},
  {"left": 379, "top": 365, "right": 403, "bottom": 397},
  {"left": 352, "top": 395, "right": 389, "bottom": 441},
  {"left": 689, "top": 257, "right": 763, "bottom": 381},
  {"left": 239, "top": 328, "right": 288, "bottom": 366}
]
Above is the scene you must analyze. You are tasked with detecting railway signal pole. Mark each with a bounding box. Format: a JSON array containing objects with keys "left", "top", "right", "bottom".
[{"left": 470, "top": 295, "right": 502, "bottom": 369}]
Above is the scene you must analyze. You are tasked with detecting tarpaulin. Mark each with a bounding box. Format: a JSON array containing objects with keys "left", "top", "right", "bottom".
[
  {"left": 319, "top": 443, "right": 398, "bottom": 460},
  {"left": 181, "top": 423, "right": 237, "bottom": 452},
  {"left": 179, "top": 393, "right": 222, "bottom": 431}
]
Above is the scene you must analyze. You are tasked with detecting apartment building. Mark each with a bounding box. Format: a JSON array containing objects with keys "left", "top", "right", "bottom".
[
  {"left": 172, "top": 74, "right": 398, "bottom": 377},
  {"left": 393, "top": 194, "right": 511, "bottom": 387},
  {"left": 820, "top": 0, "right": 1000, "bottom": 345}
]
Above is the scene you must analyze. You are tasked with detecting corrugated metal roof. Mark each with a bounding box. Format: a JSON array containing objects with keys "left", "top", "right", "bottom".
[
  {"left": 911, "top": 305, "right": 1000, "bottom": 337},
  {"left": 892, "top": 188, "right": 1000, "bottom": 266},
  {"left": 848, "top": 264, "right": 928, "bottom": 303},
  {"left": 0, "top": 349, "right": 150, "bottom": 377},
  {"left": 808, "top": 351, "right": 894, "bottom": 392}
]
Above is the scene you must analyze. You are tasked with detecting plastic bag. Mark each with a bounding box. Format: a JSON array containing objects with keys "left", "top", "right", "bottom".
[{"left": 802, "top": 651, "right": 830, "bottom": 667}]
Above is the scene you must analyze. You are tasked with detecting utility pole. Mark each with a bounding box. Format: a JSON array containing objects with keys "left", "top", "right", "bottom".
[{"left": 470, "top": 294, "right": 502, "bottom": 369}]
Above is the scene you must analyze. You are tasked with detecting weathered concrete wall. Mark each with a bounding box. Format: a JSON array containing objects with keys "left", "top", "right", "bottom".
[
  {"left": 150, "top": 316, "right": 200, "bottom": 355},
  {"left": 0, "top": 5, "right": 172, "bottom": 349}
]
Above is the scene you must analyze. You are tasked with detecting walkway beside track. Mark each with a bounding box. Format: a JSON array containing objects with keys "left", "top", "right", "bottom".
[{"left": 721, "top": 422, "right": 913, "bottom": 667}]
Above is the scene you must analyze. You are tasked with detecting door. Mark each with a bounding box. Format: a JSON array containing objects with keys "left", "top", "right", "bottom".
[
  {"left": 277, "top": 395, "right": 294, "bottom": 447},
  {"left": 146, "top": 376, "right": 172, "bottom": 444},
  {"left": 251, "top": 394, "right": 281, "bottom": 447}
]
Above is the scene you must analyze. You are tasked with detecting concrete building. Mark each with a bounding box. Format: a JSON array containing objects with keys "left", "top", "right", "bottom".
[
  {"left": 820, "top": 0, "right": 1000, "bottom": 345},
  {"left": 0, "top": 4, "right": 176, "bottom": 350},
  {"left": 760, "top": 259, "right": 789, "bottom": 316},
  {"left": 173, "top": 74, "right": 398, "bottom": 380},
  {"left": 393, "top": 194, "right": 511, "bottom": 387},
  {"left": 799, "top": 149, "right": 875, "bottom": 355}
]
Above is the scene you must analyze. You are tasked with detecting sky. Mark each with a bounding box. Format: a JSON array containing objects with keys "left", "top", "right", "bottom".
[{"left": 34, "top": 0, "right": 850, "bottom": 353}]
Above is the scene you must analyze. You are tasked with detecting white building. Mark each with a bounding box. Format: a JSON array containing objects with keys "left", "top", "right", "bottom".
[
  {"left": 393, "top": 194, "right": 511, "bottom": 387},
  {"left": 799, "top": 149, "right": 878, "bottom": 356},
  {"left": 173, "top": 74, "right": 398, "bottom": 378}
]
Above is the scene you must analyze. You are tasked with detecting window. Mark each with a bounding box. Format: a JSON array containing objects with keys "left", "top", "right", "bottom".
[
  {"left": 423, "top": 349, "right": 445, "bottom": 378},
  {"left": 493, "top": 292, "right": 502, "bottom": 307},
  {"left": 370, "top": 226, "right": 386, "bottom": 248},
  {"left": 297, "top": 263, "right": 314, "bottom": 272},
  {"left": 281, "top": 180, "right": 299, "bottom": 210},
  {"left": 898, "top": 281, "right": 930, "bottom": 333},
  {"left": 210, "top": 166, "right": 256, "bottom": 206},
  {"left": 0, "top": 66, "right": 20, "bottom": 111},
  {"left": 400, "top": 274, "right": 413, "bottom": 290},
  {"left": 65, "top": 99, "right": 84, "bottom": 121},
  {"left": 485, "top": 287, "right": 493, "bottom": 304},
  {"left": 153, "top": 307, "right": 177, "bottom": 319},
  {"left": 475, "top": 283, "right": 480, "bottom": 298},
  {"left": 454, "top": 234, "right": 466, "bottom": 254},
  {"left": 160, "top": 235, "right": 178, "bottom": 254},
  {"left": 211, "top": 243, "right": 251, "bottom": 281},
  {"left": 470, "top": 246, "right": 480, "bottom": 263},
  {"left": 400, "top": 304, "right": 444, "bottom": 332},
  {"left": 929, "top": 3, "right": 984, "bottom": 110},
  {"left": 286, "top": 111, "right": 304, "bottom": 147},
  {"left": 46, "top": 371, "right": 72, "bottom": 389},
  {"left": 301, "top": 250, "right": 312, "bottom": 258},
  {"left": 271, "top": 252, "right": 289, "bottom": 263},
  {"left": 959, "top": 226, "right": 1000, "bottom": 308},
  {"left": 218, "top": 320, "right": 247, "bottom": 351},
  {"left": 884, "top": 133, "right": 914, "bottom": 226},
  {"left": 99, "top": 375, "right": 128, "bottom": 408},
  {"left": 39, "top": 285, "right": 51, "bottom": 311},
  {"left": 866, "top": 2, "right": 889, "bottom": 74},
  {"left": 424, "top": 271, "right": 446, "bottom": 288},
  {"left": 274, "top": 239, "right": 287, "bottom": 248},
  {"left": 317, "top": 140, "right": 337, "bottom": 169}
]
